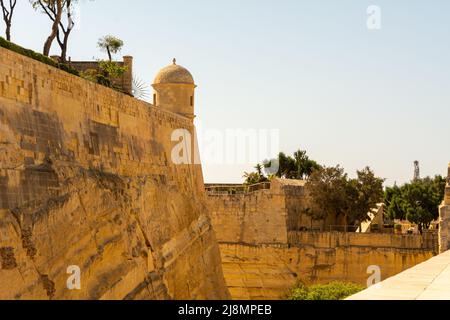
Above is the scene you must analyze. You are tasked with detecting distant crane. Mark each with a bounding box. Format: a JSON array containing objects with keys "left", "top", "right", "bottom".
[{"left": 414, "top": 161, "right": 420, "bottom": 181}]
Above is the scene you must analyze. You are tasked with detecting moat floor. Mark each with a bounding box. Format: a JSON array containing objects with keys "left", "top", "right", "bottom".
[{"left": 348, "top": 250, "right": 450, "bottom": 300}]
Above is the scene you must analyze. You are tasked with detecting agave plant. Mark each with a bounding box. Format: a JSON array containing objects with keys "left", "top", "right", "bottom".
[{"left": 132, "top": 75, "right": 150, "bottom": 101}]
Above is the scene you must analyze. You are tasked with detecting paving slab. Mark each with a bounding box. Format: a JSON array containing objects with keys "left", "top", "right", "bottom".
[{"left": 347, "top": 250, "right": 450, "bottom": 300}]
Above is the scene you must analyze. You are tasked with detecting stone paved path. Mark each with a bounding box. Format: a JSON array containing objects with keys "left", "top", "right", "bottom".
[{"left": 348, "top": 250, "right": 450, "bottom": 300}]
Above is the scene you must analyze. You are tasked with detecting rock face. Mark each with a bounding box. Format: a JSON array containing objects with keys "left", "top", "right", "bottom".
[
  {"left": 208, "top": 180, "right": 436, "bottom": 300},
  {"left": 0, "top": 47, "right": 229, "bottom": 300}
]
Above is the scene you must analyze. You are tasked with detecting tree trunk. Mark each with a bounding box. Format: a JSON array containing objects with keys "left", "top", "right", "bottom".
[
  {"left": 106, "top": 46, "right": 112, "bottom": 61},
  {"left": 5, "top": 21, "right": 10, "bottom": 41},
  {"left": 59, "top": 31, "right": 70, "bottom": 62},
  {"left": 43, "top": 0, "right": 62, "bottom": 57},
  {"left": 1, "top": 0, "right": 16, "bottom": 41},
  {"left": 59, "top": 0, "right": 74, "bottom": 63},
  {"left": 60, "top": 41, "right": 67, "bottom": 62}
]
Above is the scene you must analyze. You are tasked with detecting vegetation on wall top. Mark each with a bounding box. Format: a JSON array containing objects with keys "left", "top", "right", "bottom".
[
  {"left": 1, "top": 1, "right": 134, "bottom": 95},
  {"left": 244, "top": 149, "right": 385, "bottom": 230},
  {"left": 384, "top": 176, "right": 445, "bottom": 232},
  {"left": 0, "top": 36, "right": 129, "bottom": 94},
  {"left": 305, "top": 165, "right": 384, "bottom": 229},
  {"left": 243, "top": 149, "right": 321, "bottom": 185},
  {"left": 0, "top": 36, "right": 79, "bottom": 75}
]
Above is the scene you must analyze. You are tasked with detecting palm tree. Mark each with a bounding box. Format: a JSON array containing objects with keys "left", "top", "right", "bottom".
[
  {"left": 251, "top": 149, "right": 321, "bottom": 183},
  {"left": 243, "top": 172, "right": 261, "bottom": 185},
  {"left": 255, "top": 164, "right": 264, "bottom": 176}
]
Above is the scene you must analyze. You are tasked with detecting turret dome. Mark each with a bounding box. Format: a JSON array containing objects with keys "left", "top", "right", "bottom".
[{"left": 153, "top": 59, "right": 195, "bottom": 85}]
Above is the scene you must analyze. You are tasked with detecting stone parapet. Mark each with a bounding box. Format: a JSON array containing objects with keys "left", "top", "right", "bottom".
[{"left": 288, "top": 231, "right": 437, "bottom": 251}]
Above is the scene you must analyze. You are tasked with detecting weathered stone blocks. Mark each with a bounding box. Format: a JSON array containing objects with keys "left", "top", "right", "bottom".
[{"left": 0, "top": 47, "right": 229, "bottom": 300}]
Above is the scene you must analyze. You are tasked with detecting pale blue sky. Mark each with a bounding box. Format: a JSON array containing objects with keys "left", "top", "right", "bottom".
[{"left": 7, "top": 0, "right": 450, "bottom": 185}]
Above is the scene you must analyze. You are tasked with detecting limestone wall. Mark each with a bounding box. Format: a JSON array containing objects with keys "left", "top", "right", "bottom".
[
  {"left": 208, "top": 189, "right": 288, "bottom": 245},
  {"left": 439, "top": 164, "right": 450, "bottom": 253},
  {"left": 208, "top": 179, "right": 324, "bottom": 245},
  {"left": 0, "top": 47, "right": 229, "bottom": 300},
  {"left": 208, "top": 180, "right": 436, "bottom": 300},
  {"left": 220, "top": 232, "right": 436, "bottom": 300},
  {"left": 221, "top": 241, "right": 434, "bottom": 300}
]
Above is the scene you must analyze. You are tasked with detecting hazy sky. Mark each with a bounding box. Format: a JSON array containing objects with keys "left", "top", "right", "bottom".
[{"left": 7, "top": 0, "right": 450, "bottom": 185}]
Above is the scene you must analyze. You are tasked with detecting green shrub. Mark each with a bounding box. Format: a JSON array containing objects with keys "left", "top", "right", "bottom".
[
  {"left": 289, "top": 281, "right": 365, "bottom": 300},
  {"left": 98, "top": 60, "right": 127, "bottom": 79},
  {"left": 79, "top": 61, "right": 127, "bottom": 91},
  {"left": 289, "top": 283, "right": 310, "bottom": 300},
  {"left": 79, "top": 69, "right": 99, "bottom": 83}
]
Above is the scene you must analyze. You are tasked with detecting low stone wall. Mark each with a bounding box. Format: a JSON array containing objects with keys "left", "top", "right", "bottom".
[
  {"left": 220, "top": 233, "right": 436, "bottom": 300},
  {"left": 288, "top": 231, "right": 438, "bottom": 251}
]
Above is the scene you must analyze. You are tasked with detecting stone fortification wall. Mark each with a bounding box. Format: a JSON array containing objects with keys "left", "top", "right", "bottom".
[
  {"left": 208, "top": 180, "right": 436, "bottom": 300},
  {"left": 0, "top": 47, "right": 229, "bottom": 300}
]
